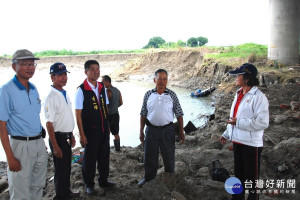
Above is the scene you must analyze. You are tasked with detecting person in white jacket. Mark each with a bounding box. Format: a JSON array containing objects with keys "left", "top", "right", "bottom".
[{"left": 219, "top": 63, "right": 269, "bottom": 200}]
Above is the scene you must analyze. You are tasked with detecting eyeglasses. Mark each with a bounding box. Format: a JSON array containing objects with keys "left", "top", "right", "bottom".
[{"left": 18, "top": 62, "right": 37, "bottom": 68}]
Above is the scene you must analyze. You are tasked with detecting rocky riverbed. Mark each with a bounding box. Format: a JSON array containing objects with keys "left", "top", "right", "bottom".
[{"left": 0, "top": 50, "right": 299, "bottom": 199}]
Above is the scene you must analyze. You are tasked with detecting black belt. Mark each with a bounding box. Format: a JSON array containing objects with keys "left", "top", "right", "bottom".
[
  {"left": 146, "top": 120, "right": 173, "bottom": 129},
  {"left": 55, "top": 132, "right": 72, "bottom": 138},
  {"left": 55, "top": 131, "right": 72, "bottom": 135},
  {"left": 11, "top": 134, "right": 42, "bottom": 141}
]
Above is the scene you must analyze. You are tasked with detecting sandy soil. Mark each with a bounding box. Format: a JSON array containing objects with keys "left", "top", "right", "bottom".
[{"left": 0, "top": 50, "right": 299, "bottom": 200}]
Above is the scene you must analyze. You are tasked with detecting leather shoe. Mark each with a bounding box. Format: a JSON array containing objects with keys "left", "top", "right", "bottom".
[
  {"left": 99, "top": 181, "right": 115, "bottom": 188},
  {"left": 68, "top": 191, "right": 80, "bottom": 199},
  {"left": 86, "top": 187, "right": 96, "bottom": 195},
  {"left": 138, "top": 178, "right": 147, "bottom": 188}
]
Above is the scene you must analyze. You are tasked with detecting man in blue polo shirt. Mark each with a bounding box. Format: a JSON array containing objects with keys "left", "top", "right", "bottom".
[{"left": 0, "top": 49, "right": 48, "bottom": 200}]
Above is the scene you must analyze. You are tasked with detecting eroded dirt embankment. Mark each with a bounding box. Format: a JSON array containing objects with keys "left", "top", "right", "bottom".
[
  {"left": 112, "top": 49, "right": 242, "bottom": 92},
  {"left": 0, "top": 50, "right": 300, "bottom": 200}
]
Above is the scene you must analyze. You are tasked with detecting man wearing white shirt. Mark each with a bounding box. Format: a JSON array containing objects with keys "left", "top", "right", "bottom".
[
  {"left": 44, "top": 62, "right": 79, "bottom": 199},
  {"left": 75, "top": 60, "right": 115, "bottom": 195},
  {"left": 138, "top": 69, "right": 185, "bottom": 187}
]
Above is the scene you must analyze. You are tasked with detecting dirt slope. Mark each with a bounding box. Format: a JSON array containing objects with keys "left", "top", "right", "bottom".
[{"left": 0, "top": 49, "right": 299, "bottom": 200}]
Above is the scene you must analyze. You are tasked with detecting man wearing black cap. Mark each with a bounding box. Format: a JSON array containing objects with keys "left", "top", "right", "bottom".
[
  {"left": 219, "top": 63, "right": 269, "bottom": 200},
  {"left": 0, "top": 49, "right": 48, "bottom": 199},
  {"left": 44, "top": 62, "right": 79, "bottom": 199}
]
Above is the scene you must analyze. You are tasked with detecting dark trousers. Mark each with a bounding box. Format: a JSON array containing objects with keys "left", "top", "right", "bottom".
[
  {"left": 232, "top": 143, "right": 263, "bottom": 200},
  {"left": 108, "top": 113, "right": 120, "bottom": 135},
  {"left": 82, "top": 132, "right": 110, "bottom": 188},
  {"left": 49, "top": 132, "right": 72, "bottom": 200},
  {"left": 143, "top": 125, "right": 175, "bottom": 181}
]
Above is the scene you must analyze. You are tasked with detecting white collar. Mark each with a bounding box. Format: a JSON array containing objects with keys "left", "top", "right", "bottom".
[
  {"left": 51, "top": 86, "right": 65, "bottom": 94},
  {"left": 87, "top": 79, "right": 98, "bottom": 90}
]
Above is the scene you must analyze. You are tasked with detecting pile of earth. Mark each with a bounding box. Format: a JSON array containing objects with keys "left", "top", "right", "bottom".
[{"left": 0, "top": 49, "right": 299, "bottom": 200}]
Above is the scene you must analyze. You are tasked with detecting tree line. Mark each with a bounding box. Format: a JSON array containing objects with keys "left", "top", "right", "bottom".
[{"left": 143, "top": 36, "right": 208, "bottom": 49}]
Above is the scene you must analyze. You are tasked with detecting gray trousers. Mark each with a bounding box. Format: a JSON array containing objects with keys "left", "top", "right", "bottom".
[
  {"left": 8, "top": 137, "right": 48, "bottom": 200},
  {"left": 143, "top": 125, "right": 175, "bottom": 181}
]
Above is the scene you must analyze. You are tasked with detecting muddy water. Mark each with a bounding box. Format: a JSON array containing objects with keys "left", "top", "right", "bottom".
[
  {"left": 111, "top": 81, "right": 215, "bottom": 148},
  {"left": 0, "top": 67, "right": 214, "bottom": 161}
]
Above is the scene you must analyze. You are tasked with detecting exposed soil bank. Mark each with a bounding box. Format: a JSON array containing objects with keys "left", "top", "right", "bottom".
[{"left": 0, "top": 49, "right": 300, "bottom": 200}]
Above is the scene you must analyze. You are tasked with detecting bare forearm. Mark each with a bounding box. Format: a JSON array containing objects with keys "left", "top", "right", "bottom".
[
  {"left": 140, "top": 116, "right": 146, "bottom": 133},
  {"left": 0, "top": 121, "right": 14, "bottom": 160},
  {"left": 177, "top": 116, "right": 184, "bottom": 132},
  {"left": 177, "top": 116, "right": 185, "bottom": 143},
  {"left": 77, "top": 120, "right": 85, "bottom": 137},
  {"left": 75, "top": 110, "right": 85, "bottom": 137},
  {"left": 139, "top": 116, "right": 146, "bottom": 142},
  {"left": 75, "top": 109, "right": 88, "bottom": 147},
  {"left": 46, "top": 122, "right": 58, "bottom": 148}
]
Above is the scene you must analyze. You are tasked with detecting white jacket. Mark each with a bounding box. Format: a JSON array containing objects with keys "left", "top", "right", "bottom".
[{"left": 222, "top": 86, "right": 269, "bottom": 147}]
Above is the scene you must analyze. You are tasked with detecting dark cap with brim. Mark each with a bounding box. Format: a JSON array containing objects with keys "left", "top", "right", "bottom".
[
  {"left": 50, "top": 62, "right": 70, "bottom": 74},
  {"left": 12, "top": 49, "right": 40, "bottom": 62},
  {"left": 228, "top": 63, "right": 257, "bottom": 77}
]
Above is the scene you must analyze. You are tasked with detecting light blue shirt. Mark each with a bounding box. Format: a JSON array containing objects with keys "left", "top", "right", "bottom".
[{"left": 0, "top": 76, "right": 42, "bottom": 136}]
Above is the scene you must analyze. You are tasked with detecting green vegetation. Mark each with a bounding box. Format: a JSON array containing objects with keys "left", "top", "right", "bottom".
[
  {"left": 2, "top": 49, "right": 146, "bottom": 58},
  {"left": 187, "top": 36, "right": 208, "bottom": 47},
  {"left": 158, "top": 40, "right": 186, "bottom": 48},
  {"left": 206, "top": 43, "right": 267, "bottom": 59},
  {"left": 204, "top": 43, "right": 268, "bottom": 65},
  {"left": 187, "top": 37, "right": 198, "bottom": 47},
  {"left": 143, "top": 37, "right": 166, "bottom": 49},
  {"left": 33, "top": 49, "right": 145, "bottom": 57},
  {"left": 200, "top": 43, "right": 268, "bottom": 66},
  {"left": 143, "top": 36, "right": 208, "bottom": 49},
  {"left": 1, "top": 43, "right": 266, "bottom": 60}
]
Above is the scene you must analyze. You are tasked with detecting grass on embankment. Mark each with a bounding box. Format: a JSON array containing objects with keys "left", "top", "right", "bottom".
[
  {"left": 1, "top": 49, "right": 146, "bottom": 58},
  {"left": 204, "top": 43, "right": 299, "bottom": 84},
  {"left": 1, "top": 43, "right": 298, "bottom": 84},
  {"left": 204, "top": 43, "right": 268, "bottom": 65},
  {"left": 0, "top": 43, "right": 274, "bottom": 61}
]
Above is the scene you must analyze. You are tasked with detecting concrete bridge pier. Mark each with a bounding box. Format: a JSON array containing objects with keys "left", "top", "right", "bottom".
[{"left": 268, "top": 0, "right": 300, "bottom": 65}]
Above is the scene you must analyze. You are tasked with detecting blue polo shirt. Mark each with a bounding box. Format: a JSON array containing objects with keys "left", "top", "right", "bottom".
[{"left": 0, "top": 76, "right": 42, "bottom": 136}]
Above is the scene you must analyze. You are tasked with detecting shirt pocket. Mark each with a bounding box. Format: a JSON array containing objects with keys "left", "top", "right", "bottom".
[
  {"left": 30, "top": 92, "right": 41, "bottom": 114},
  {"left": 164, "top": 99, "right": 174, "bottom": 117},
  {"left": 164, "top": 99, "right": 173, "bottom": 115}
]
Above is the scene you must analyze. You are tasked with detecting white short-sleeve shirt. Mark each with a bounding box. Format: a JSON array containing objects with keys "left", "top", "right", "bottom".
[
  {"left": 140, "top": 88, "right": 184, "bottom": 126},
  {"left": 44, "top": 86, "right": 75, "bottom": 132}
]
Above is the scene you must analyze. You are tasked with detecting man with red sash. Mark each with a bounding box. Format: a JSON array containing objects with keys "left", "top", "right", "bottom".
[{"left": 75, "top": 60, "right": 115, "bottom": 195}]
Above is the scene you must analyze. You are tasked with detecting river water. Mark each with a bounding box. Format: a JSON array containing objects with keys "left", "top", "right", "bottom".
[{"left": 0, "top": 67, "right": 215, "bottom": 161}]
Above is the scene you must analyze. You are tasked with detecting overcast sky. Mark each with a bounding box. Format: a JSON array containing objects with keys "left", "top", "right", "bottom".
[{"left": 0, "top": 0, "right": 269, "bottom": 55}]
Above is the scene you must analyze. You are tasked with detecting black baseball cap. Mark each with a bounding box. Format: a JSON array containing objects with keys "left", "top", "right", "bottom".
[
  {"left": 228, "top": 63, "right": 257, "bottom": 77},
  {"left": 49, "top": 62, "right": 70, "bottom": 74}
]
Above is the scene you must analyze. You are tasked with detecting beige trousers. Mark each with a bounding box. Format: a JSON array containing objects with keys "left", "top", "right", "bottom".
[{"left": 7, "top": 138, "right": 48, "bottom": 200}]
